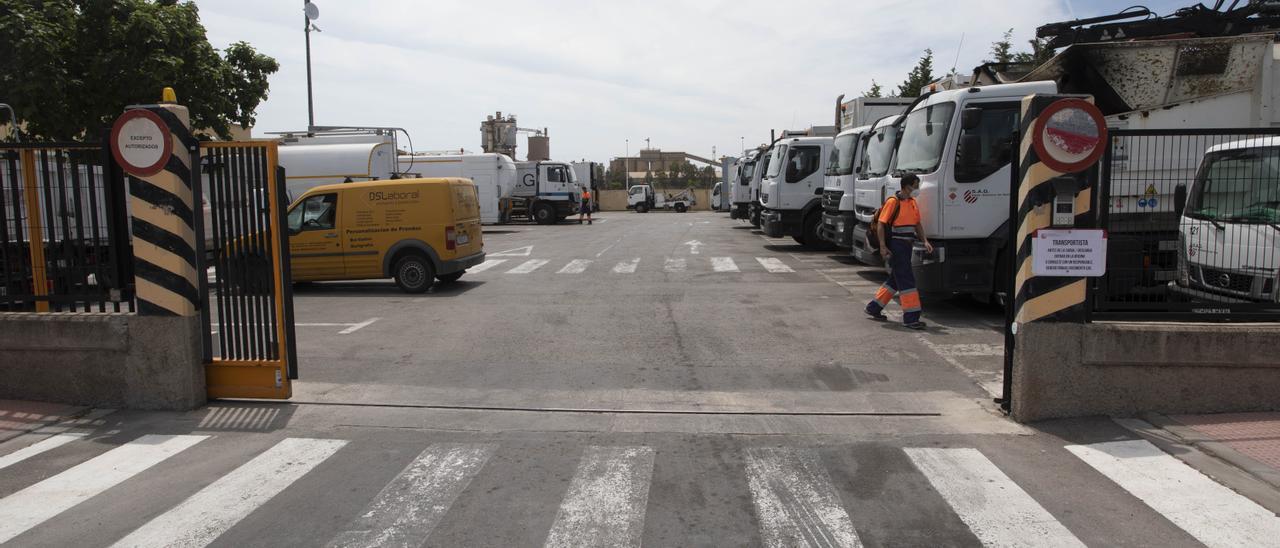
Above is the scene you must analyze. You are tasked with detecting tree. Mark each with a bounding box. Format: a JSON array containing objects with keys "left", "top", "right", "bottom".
[
  {"left": 0, "top": 0, "right": 279, "bottom": 141},
  {"left": 1012, "top": 37, "right": 1055, "bottom": 67},
  {"left": 987, "top": 29, "right": 1015, "bottom": 64},
  {"left": 863, "top": 80, "right": 883, "bottom": 98},
  {"left": 897, "top": 49, "right": 935, "bottom": 98}
]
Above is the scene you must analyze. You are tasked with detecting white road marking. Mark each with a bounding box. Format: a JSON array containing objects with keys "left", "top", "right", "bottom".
[
  {"left": 612, "top": 258, "right": 640, "bottom": 274},
  {"left": 905, "top": 447, "right": 1083, "bottom": 548},
  {"left": 0, "top": 433, "right": 87, "bottom": 472},
  {"left": 744, "top": 447, "right": 862, "bottom": 548},
  {"left": 339, "top": 318, "right": 380, "bottom": 334},
  {"left": 711, "top": 257, "right": 739, "bottom": 272},
  {"left": 544, "top": 446, "right": 655, "bottom": 548},
  {"left": 1066, "top": 439, "right": 1280, "bottom": 548},
  {"left": 595, "top": 238, "right": 621, "bottom": 258},
  {"left": 113, "top": 438, "right": 347, "bottom": 548},
  {"left": 683, "top": 240, "right": 704, "bottom": 254},
  {"left": 507, "top": 259, "right": 550, "bottom": 274},
  {"left": 558, "top": 259, "right": 594, "bottom": 274},
  {"left": 756, "top": 257, "right": 795, "bottom": 273},
  {"left": 490, "top": 245, "right": 534, "bottom": 257},
  {"left": 664, "top": 257, "right": 687, "bottom": 272},
  {"left": 468, "top": 259, "right": 508, "bottom": 273},
  {"left": 914, "top": 335, "right": 1004, "bottom": 400},
  {"left": 928, "top": 343, "right": 1003, "bottom": 356},
  {"left": 0, "top": 434, "right": 208, "bottom": 544},
  {"left": 329, "top": 443, "right": 495, "bottom": 548}
]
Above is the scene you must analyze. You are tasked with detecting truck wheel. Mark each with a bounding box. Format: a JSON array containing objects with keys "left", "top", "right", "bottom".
[
  {"left": 675, "top": 203, "right": 688, "bottom": 213},
  {"left": 393, "top": 253, "right": 435, "bottom": 293},
  {"left": 635, "top": 203, "right": 649, "bottom": 213},
  {"left": 533, "top": 203, "right": 556, "bottom": 225},
  {"left": 437, "top": 272, "right": 464, "bottom": 284},
  {"left": 802, "top": 213, "right": 836, "bottom": 251}
]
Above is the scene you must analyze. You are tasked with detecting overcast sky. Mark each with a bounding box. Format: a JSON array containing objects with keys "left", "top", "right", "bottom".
[{"left": 198, "top": 0, "right": 1192, "bottom": 164}]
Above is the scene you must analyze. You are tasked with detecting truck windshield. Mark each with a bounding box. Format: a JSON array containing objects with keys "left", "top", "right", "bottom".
[
  {"left": 766, "top": 145, "right": 787, "bottom": 179},
  {"left": 829, "top": 133, "right": 858, "bottom": 176},
  {"left": 1188, "top": 147, "right": 1280, "bottom": 223},
  {"left": 861, "top": 125, "right": 898, "bottom": 178},
  {"left": 895, "top": 102, "right": 956, "bottom": 174},
  {"left": 740, "top": 161, "right": 756, "bottom": 185}
]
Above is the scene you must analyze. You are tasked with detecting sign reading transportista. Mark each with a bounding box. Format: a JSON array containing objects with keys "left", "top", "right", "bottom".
[
  {"left": 109, "top": 108, "right": 172, "bottom": 177},
  {"left": 1032, "top": 229, "right": 1107, "bottom": 277}
]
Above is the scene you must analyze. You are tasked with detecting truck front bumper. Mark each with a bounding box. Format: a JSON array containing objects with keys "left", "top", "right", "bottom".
[
  {"left": 731, "top": 203, "right": 750, "bottom": 219},
  {"left": 850, "top": 222, "right": 881, "bottom": 265},
  {"left": 819, "top": 211, "right": 856, "bottom": 248}
]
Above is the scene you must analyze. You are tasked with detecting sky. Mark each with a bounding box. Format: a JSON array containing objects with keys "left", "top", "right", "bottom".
[{"left": 197, "top": 0, "right": 1196, "bottom": 164}]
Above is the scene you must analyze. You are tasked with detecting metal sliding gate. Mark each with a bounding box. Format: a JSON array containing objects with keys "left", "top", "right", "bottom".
[{"left": 198, "top": 141, "right": 298, "bottom": 399}]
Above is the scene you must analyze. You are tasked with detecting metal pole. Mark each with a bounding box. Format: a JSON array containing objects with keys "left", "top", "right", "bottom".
[
  {"left": 625, "top": 139, "right": 629, "bottom": 189},
  {"left": 304, "top": 1, "right": 315, "bottom": 130}
]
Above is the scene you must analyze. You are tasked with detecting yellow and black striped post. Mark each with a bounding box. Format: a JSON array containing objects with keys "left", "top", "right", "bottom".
[{"left": 110, "top": 89, "right": 201, "bottom": 317}]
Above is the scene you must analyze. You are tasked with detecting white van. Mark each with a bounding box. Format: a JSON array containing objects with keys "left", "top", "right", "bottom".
[{"left": 398, "top": 153, "right": 518, "bottom": 224}]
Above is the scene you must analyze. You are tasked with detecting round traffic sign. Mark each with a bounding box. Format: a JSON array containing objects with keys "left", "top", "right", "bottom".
[
  {"left": 110, "top": 109, "right": 172, "bottom": 177},
  {"left": 1032, "top": 99, "right": 1107, "bottom": 174}
]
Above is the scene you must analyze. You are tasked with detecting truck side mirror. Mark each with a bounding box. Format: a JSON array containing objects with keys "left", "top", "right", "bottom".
[
  {"left": 1175, "top": 184, "right": 1188, "bottom": 214},
  {"left": 957, "top": 134, "right": 982, "bottom": 168},
  {"left": 961, "top": 108, "right": 983, "bottom": 131}
]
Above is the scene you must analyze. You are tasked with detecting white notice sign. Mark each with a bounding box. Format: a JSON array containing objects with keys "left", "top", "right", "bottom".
[{"left": 1032, "top": 229, "right": 1107, "bottom": 277}]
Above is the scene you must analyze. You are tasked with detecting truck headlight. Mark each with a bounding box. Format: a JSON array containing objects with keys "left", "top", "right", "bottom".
[{"left": 1177, "top": 232, "right": 1190, "bottom": 287}]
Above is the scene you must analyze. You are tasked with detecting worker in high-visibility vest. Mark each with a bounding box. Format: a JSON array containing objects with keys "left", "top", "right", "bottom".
[
  {"left": 578, "top": 189, "right": 593, "bottom": 225},
  {"left": 866, "top": 173, "right": 933, "bottom": 330}
]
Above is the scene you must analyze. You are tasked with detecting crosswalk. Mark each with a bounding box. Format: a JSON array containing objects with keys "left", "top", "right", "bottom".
[
  {"left": 3, "top": 432, "right": 1278, "bottom": 547},
  {"left": 471, "top": 256, "right": 802, "bottom": 276}
]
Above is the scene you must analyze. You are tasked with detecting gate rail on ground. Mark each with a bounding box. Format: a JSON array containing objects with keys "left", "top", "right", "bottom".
[{"left": 1091, "top": 127, "right": 1280, "bottom": 321}]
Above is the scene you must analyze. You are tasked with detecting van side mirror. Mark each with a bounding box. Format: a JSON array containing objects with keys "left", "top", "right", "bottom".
[
  {"left": 958, "top": 134, "right": 982, "bottom": 168},
  {"left": 961, "top": 108, "right": 983, "bottom": 131},
  {"left": 1175, "top": 184, "right": 1188, "bottom": 214}
]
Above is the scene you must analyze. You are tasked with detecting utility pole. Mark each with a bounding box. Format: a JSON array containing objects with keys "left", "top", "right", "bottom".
[
  {"left": 303, "top": 1, "right": 319, "bottom": 130},
  {"left": 625, "top": 139, "right": 629, "bottom": 189}
]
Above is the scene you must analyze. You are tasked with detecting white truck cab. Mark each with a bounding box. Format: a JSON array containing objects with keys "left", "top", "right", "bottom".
[
  {"left": 849, "top": 115, "right": 904, "bottom": 264},
  {"left": 1173, "top": 138, "right": 1280, "bottom": 303},
  {"left": 627, "top": 185, "right": 695, "bottom": 213},
  {"left": 759, "top": 135, "right": 836, "bottom": 247},
  {"left": 730, "top": 150, "right": 759, "bottom": 220},
  {"left": 817, "top": 124, "right": 872, "bottom": 249},
  {"left": 711, "top": 182, "right": 723, "bottom": 210},
  {"left": 514, "top": 161, "right": 582, "bottom": 224}
]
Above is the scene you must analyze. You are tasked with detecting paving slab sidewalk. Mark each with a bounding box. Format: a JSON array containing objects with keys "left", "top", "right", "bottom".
[
  {"left": 0, "top": 400, "right": 90, "bottom": 443},
  {"left": 1157, "top": 412, "right": 1280, "bottom": 490}
]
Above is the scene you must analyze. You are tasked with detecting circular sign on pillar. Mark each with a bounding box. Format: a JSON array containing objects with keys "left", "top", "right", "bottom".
[
  {"left": 1032, "top": 98, "right": 1107, "bottom": 174},
  {"left": 109, "top": 109, "right": 172, "bottom": 177}
]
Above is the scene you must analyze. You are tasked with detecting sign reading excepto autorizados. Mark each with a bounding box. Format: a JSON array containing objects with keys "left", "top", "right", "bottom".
[
  {"left": 1032, "top": 229, "right": 1107, "bottom": 277},
  {"left": 109, "top": 109, "right": 172, "bottom": 177}
]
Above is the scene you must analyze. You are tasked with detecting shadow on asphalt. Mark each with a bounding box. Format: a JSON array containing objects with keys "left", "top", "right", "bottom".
[{"left": 291, "top": 280, "right": 485, "bottom": 298}]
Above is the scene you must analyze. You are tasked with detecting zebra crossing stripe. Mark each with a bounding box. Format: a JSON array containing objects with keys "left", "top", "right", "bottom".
[
  {"left": 744, "top": 447, "right": 862, "bottom": 548},
  {"left": 507, "top": 259, "right": 549, "bottom": 274},
  {"left": 664, "top": 257, "right": 687, "bottom": 273},
  {"left": 0, "top": 434, "right": 209, "bottom": 544},
  {"left": 468, "top": 259, "right": 508, "bottom": 273},
  {"left": 329, "top": 443, "right": 496, "bottom": 547},
  {"left": 112, "top": 438, "right": 347, "bottom": 548},
  {"left": 544, "top": 446, "right": 655, "bottom": 548},
  {"left": 1066, "top": 439, "right": 1280, "bottom": 548},
  {"left": 0, "top": 433, "right": 87, "bottom": 472},
  {"left": 904, "top": 448, "right": 1084, "bottom": 548},
  {"left": 711, "top": 257, "right": 739, "bottom": 272},
  {"left": 756, "top": 257, "right": 794, "bottom": 273},
  {"left": 612, "top": 258, "right": 640, "bottom": 274},
  {"left": 558, "top": 259, "right": 594, "bottom": 274}
]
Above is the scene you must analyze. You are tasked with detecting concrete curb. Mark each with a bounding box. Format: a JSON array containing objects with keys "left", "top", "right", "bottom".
[{"left": 1141, "top": 412, "right": 1280, "bottom": 491}]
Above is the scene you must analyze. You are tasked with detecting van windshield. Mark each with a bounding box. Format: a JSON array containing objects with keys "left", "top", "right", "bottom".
[
  {"left": 895, "top": 102, "right": 956, "bottom": 174},
  {"left": 861, "top": 125, "right": 898, "bottom": 178},
  {"left": 830, "top": 133, "right": 859, "bottom": 176},
  {"left": 766, "top": 145, "right": 787, "bottom": 179},
  {"left": 1188, "top": 146, "right": 1280, "bottom": 223}
]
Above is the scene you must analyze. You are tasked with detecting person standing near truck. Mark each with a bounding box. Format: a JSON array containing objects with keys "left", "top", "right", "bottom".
[
  {"left": 865, "top": 173, "right": 933, "bottom": 329},
  {"left": 578, "top": 189, "right": 593, "bottom": 225}
]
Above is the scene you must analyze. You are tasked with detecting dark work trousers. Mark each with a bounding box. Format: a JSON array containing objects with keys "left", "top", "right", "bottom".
[{"left": 866, "top": 238, "right": 922, "bottom": 324}]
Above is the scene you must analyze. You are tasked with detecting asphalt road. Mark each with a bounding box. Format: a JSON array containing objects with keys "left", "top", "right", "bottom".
[{"left": 4, "top": 211, "right": 1280, "bottom": 547}]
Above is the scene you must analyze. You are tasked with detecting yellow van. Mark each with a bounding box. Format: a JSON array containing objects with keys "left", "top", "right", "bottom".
[{"left": 285, "top": 178, "right": 485, "bottom": 292}]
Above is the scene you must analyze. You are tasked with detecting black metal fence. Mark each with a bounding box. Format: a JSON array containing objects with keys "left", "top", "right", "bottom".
[
  {"left": 1091, "top": 128, "right": 1280, "bottom": 320},
  {"left": 0, "top": 144, "right": 134, "bottom": 312}
]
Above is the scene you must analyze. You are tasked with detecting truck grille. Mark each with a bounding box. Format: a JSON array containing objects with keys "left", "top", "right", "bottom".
[
  {"left": 823, "top": 190, "right": 843, "bottom": 214},
  {"left": 1198, "top": 267, "right": 1260, "bottom": 294}
]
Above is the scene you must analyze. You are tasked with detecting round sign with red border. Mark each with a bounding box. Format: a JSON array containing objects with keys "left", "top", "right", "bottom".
[
  {"left": 110, "top": 109, "right": 172, "bottom": 177},
  {"left": 1032, "top": 98, "right": 1107, "bottom": 174}
]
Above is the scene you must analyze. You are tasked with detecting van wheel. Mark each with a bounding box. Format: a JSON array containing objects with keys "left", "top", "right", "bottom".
[
  {"left": 393, "top": 253, "right": 435, "bottom": 293},
  {"left": 533, "top": 203, "right": 556, "bottom": 225},
  {"left": 635, "top": 203, "right": 649, "bottom": 213},
  {"left": 437, "top": 272, "right": 464, "bottom": 283},
  {"left": 675, "top": 203, "right": 688, "bottom": 213}
]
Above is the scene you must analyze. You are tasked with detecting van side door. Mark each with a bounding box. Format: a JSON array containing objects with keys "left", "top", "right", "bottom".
[{"left": 287, "top": 192, "right": 344, "bottom": 280}]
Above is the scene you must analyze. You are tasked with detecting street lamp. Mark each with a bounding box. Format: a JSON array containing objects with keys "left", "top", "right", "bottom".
[
  {"left": 625, "top": 139, "right": 629, "bottom": 189},
  {"left": 303, "top": 1, "right": 321, "bottom": 130}
]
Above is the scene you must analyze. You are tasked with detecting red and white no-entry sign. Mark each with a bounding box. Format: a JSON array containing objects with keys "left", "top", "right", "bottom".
[
  {"left": 1031, "top": 98, "right": 1107, "bottom": 174},
  {"left": 110, "top": 109, "right": 172, "bottom": 177}
]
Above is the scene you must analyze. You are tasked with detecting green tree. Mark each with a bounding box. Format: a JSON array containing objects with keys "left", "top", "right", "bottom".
[
  {"left": 897, "top": 49, "right": 935, "bottom": 98},
  {"left": 863, "top": 80, "right": 883, "bottom": 98},
  {"left": 0, "top": 0, "right": 278, "bottom": 141},
  {"left": 1012, "top": 37, "right": 1055, "bottom": 67},
  {"left": 987, "top": 29, "right": 1015, "bottom": 64}
]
